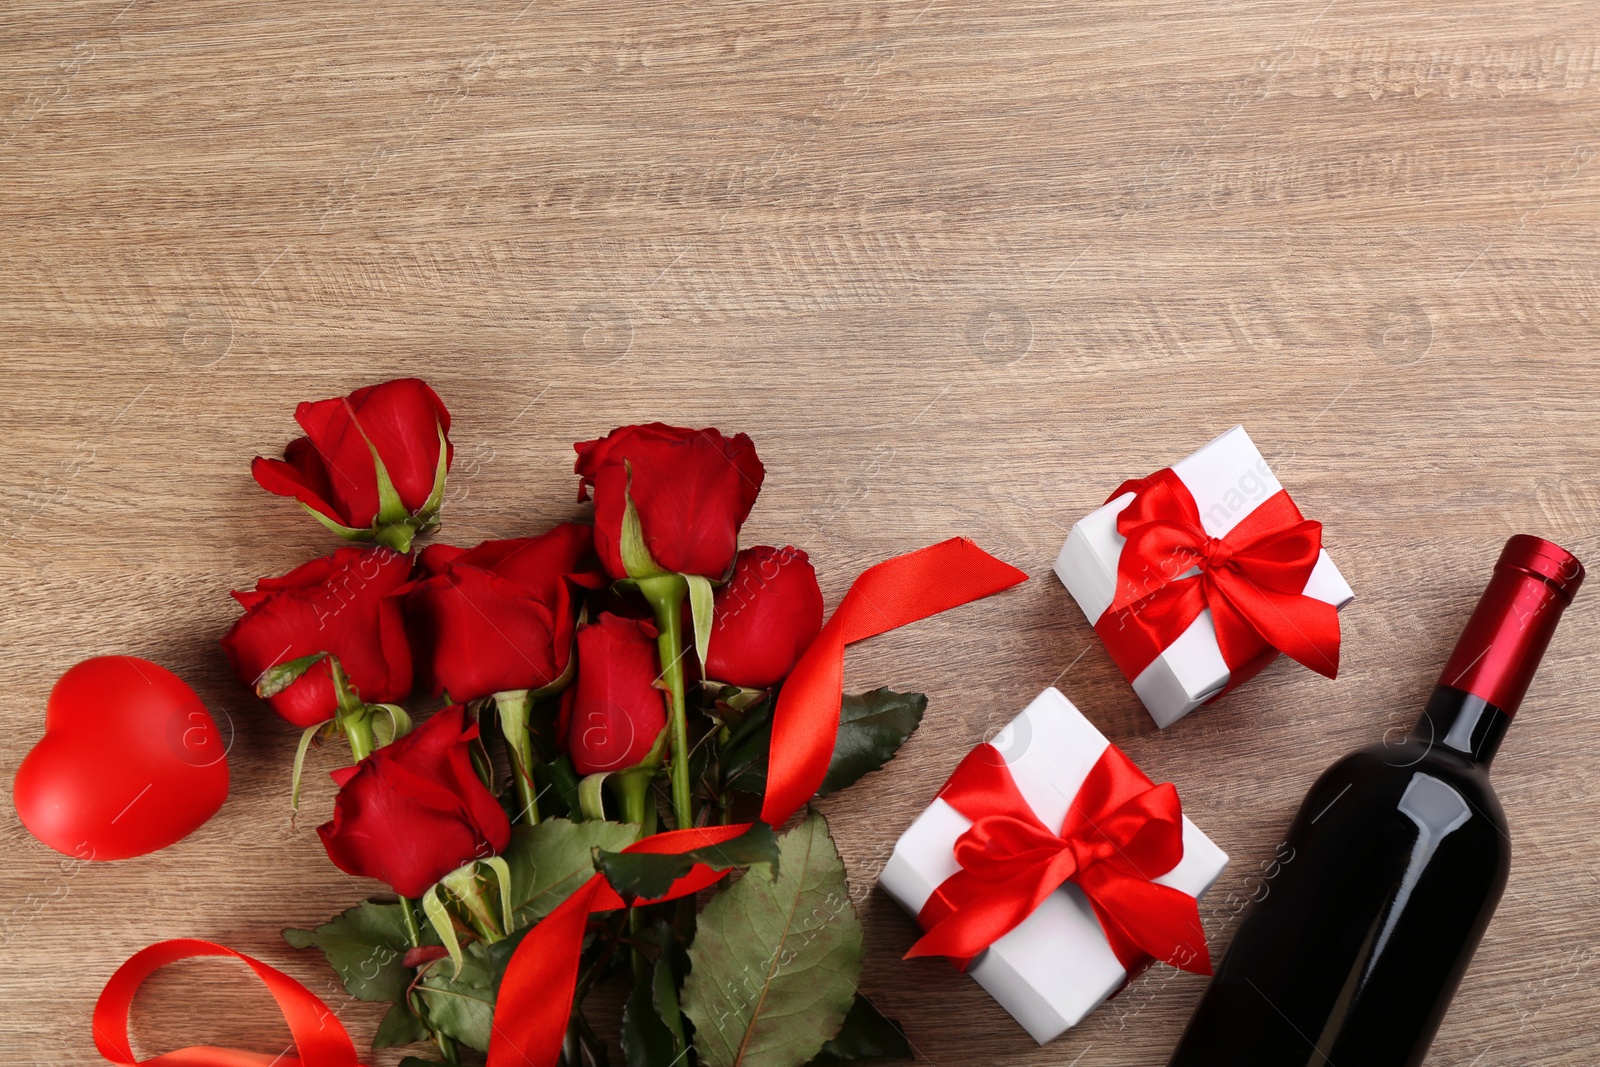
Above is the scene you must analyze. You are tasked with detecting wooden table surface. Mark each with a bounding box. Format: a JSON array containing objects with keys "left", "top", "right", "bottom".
[{"left": 5, "top": 1, "right": 1600, "bottom": 1064}]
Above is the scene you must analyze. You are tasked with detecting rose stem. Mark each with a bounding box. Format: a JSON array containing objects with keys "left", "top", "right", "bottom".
[
  {"left": 514, "top": 767, "right": 539, "bottom": 825},
  {"left": 399, "top": 895, "right": 459, "bottom": 1065},
  {"left": 614, "top": 772, "right": 655, "bottom": 979},
  {"left": 640, "top": 575, "right": 693, "bottom": 831},
  {"left": 342, "top": 714, "right": 374, "bottom": 762}
]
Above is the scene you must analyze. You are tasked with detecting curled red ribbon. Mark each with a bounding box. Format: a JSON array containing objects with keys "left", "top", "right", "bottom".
[
  {"left": 906, "top": 742, "right": 1211, "bottom": 976},
  {"left": 92, "top": 938, "right": 363, "bottom": 1067},
  {"left": 1094, "top": 468, "right": 1340, "bottom": 695}
]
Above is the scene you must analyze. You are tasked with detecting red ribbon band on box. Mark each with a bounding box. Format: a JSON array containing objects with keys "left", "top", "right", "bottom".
[
  {"left": 1093, "top": 467, "right": 1340, "bottom": 695},
  {"left": 905, "top": 739, "right": 1212, "bottom": 976},
  {"left": 93, "top": 538, "right": 1027, "bottom": 1067}
]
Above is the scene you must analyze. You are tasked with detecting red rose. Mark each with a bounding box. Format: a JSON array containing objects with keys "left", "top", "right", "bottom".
[
  {"left": 317, "top": 705, "right": 510, "bottom": 897},
  {"left": 252, "top": 378, "right": 453, "bottom": 551},
  {"left": 220, "top": 546, "right": 413, "bottom": 728},
  {"left": 564, "top": 613, "right": 668, "bottom": 774},
  {"left": 403, "top": 524, "right": 605, "bottom": 703},
  {"left": 574, "top": 424, "right": 764, "bottom": 580},
  {"left": 703, "top": 546, "right": 824, "bottom": 689}
]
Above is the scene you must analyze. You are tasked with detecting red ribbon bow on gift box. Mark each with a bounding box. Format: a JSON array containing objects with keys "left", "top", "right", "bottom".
[
  {"left": 1094, "top": 467, "right": 1341, "bottom": 694},
  {"left": 905, "top": 740, "right": 1211, "bottom": 975}
]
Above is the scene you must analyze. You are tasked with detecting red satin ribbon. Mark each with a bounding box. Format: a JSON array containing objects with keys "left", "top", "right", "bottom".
[
  {"left": 486, "top": 537, "right": 1027, "bottom": 1067},
  {"left": 761, "top": 538, "right": 1031, "bottom": 825},
  {"left": 92, "top": 939, "right": 363, "bottom": 1067},
  {"left": 1093, "top": 468, "right": 1340, "bottom": 696},
  {"left": 906, "top": 743, "right": 1211, "bottom": 976},
  {"left": 487, "top": 822, "right": 755, "bottom": 1067}
]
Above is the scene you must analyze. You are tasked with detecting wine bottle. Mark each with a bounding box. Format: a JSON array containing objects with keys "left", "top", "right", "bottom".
[{"left": 1168, "top": 535, "right": 1584, "bottom": 1067}]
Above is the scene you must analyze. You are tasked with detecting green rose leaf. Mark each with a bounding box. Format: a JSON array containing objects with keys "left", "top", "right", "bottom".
[
  {"left": 501, "top": 817, "right": 641, "bottom": 926},
  {"left": 594, "top": 821, "right": 779, "bottom": 904},
  {"left": 681, "top": 811, "right": 863, "bottom": 1067},
  {"left": 805, "top": 994, "right": 914, "bottom": 1065},
  {"left": 816, "top": 689, "right": 926, "bottom": 796},
  {"left": 373, "top": 1000, "right": 430, "bottom": 1050},
  {"left": 282, "top": 899, "right": 418, "bottom": 1003},
  {"left": 725, "top": 689, "right": 926, "bottom": 799},
  {"left": 416, "top": 939, "right": 501, "bottom": 1053}
]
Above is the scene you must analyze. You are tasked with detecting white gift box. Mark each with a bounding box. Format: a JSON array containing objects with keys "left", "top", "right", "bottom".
[
  {"left": 1054, "top": 425, "right": 1355, "bottom": 729},
  {"left": 878, "top": 687, "right": 1228, "bottom": 1044}
]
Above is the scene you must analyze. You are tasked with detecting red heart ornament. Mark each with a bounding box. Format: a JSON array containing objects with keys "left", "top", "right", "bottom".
[{"left": 14, "top": 656, "right": 228, "bottom": 860}]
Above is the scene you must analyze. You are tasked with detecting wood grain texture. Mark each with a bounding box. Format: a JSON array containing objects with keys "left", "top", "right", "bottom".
[{"left": 3, "top": 0, "right": 1599, "bottom": 1063}]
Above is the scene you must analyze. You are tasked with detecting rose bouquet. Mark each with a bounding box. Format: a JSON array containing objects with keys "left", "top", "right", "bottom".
[{"left": 223, "top": 379, "right": 1025, "bottom": 1067}]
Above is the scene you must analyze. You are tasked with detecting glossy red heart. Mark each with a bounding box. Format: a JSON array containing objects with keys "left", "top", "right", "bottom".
[{"left": 14, "top": 656, "right": 228, "bottom": 860}]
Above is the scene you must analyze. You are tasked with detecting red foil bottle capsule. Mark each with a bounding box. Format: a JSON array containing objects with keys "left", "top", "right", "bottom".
[{"left": 1439, "top": 534, "right": 1585, "bottom": 716}]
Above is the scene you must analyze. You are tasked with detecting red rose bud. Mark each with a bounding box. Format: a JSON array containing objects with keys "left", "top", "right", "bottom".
[
  {"left": 574, "top": 423, "right": 764, "bottom": 580},
  {"left": 220, "top": 546, "right": 413, "bottom": 728},
  {"left": 403, "top": 525, "right": 606, "bottom": 703},
  {"left": 317, "top": 705, "right": 510, "bottom": 898},
  {"left": 566, "top": 613, "right": 669, "bottom": 775},
  {"left": 252, "top": 377, "right": 453, "bottom": 553},
  {"left": 704, "top": 546, "right": 824, "bottom": 689}
]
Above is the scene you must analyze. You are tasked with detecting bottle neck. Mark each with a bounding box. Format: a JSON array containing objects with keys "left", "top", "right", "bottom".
[
  {"left": 1417, "top": 535, "right": 1583, "bottom": 769},
  {"left": 1414, "top": 686, "right": 1512, "bottom": 767},
  {"left": 1437, "top": 535, "right": 1582, "bottom": 717}
]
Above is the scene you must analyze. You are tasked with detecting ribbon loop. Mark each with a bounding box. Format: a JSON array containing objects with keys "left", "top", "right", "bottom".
[
  {"left": 906, "top": 742, "right": 1211, "bottom": 977},
  {"left": 954, "top": 813, "right": 1075, "bottom": 883},
  {"left": 93, "top": 939, "right": 362, "bottom": 1067},
  {"left": 1095, "top": 467, "right": 1340, "bottom": 691}
]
